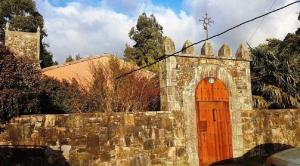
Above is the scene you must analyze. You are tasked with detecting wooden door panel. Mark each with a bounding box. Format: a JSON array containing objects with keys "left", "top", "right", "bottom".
[{"left": 196, "top": 78, "right": 232, "bottom": 165}]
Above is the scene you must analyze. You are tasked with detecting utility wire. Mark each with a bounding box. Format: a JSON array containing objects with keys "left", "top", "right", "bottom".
[
  {"left": 247, "top": 0, "right": 278, "bottom": 43},
  {"left": 116, "top": 1, "right": 300, "bottom": 80}
]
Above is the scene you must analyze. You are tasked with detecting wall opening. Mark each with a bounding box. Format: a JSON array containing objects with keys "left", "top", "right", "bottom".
[{"left": 195, "top": 77, "right": 233, "bottom": 165}]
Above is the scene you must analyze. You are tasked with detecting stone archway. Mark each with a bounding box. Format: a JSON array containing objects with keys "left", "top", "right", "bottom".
[{"left": 182, "top": 64, "right": 242, "bottom": 166}]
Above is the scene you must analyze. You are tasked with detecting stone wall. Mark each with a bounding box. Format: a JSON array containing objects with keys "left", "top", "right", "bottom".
[
  {"left": 241, "top": 109, "right": 300, "bottom": 156},
  {"left": 0, "top": 110, "right": 299, "bottom": 165},
  {"left": 4, "top": 25, "right": 40, "bottom": 65},
  {"left": 0, "top": 111, "right": 188, "bottom": 166}
]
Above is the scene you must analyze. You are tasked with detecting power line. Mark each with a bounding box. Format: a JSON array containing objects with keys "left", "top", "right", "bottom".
[
  {"left": 116, "top": 1, "right": 300, "bottom": 80},
  {"left": 247, "top": 0, "right": 278, "bottom": 43}
]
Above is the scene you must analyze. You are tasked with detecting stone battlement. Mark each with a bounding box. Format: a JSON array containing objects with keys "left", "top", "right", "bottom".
[{"left": 164, "top": 37, "right": 250, "bottom": 61}]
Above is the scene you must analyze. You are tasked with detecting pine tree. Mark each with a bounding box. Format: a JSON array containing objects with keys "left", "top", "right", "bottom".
[
  {"left": 65, "top": 56, "right": 74, "bottom": 63},
  {"left": 124, "top": 13, "right": 164, "bottom": 72}
]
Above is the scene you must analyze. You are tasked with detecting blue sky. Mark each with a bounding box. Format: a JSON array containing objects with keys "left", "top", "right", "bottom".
[
  {"left": 46, "top": 0, "right": 183, "bottom": 12},
  {"left": 36, "top": 0, "right": 300, "bottom": 63}
]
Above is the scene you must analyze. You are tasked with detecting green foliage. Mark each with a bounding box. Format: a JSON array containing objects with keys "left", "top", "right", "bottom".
[
  {"left": 65, "top": 54, "right": 81, "bottom": 63},
  {"left": 124, "top": 13, "right": 164, "bottom": 73},
  {"left": 0, "top": 45, "right": 41, "bottom": 123},
  {"left": 0, "top": 0, "right": 56, "bottom": 68},
  {"left": 75, "top": 54, "right": 82, "bottom": 60},
  {"left": 65, "top": 56, "right": 74, "bottom": 63},
  {"left": 251, "top": 29, "right": 300, "bottom": 108},
  {"left": 40, "top": 43, "right": 58, "bottom": 67}
]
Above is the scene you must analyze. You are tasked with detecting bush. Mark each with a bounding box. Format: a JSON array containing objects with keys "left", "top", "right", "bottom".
[
  {"left": 0, "top": 45, "right": 159, "bottom": 123},
  {"left": 40, "top": 76, "right": 90, "bottom": 113},
  {"left": 0, "top": 45, "right": 41, "bottom": 123},
  {"left": 89, "top": 57, "right": 160, "bottom": 112}
]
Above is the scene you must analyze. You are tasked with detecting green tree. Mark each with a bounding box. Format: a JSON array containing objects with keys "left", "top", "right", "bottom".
[
  {"left": 0, "top": 45, "right": 41, "bottom": 123},
  {"left": 0, "top": 0, "right": 57, "bottom": 68},
  {"left": 124, "top": 13, "right": 164, "bottom": 72},
  {"left": 75, "top": 54, "right": 82, "bottom": 60},
  {"left": 65, "top": 55, "right": 74, "bottom": 63},
  {"left": 251, "top": 17, "right": 300, "bottom": 108}
]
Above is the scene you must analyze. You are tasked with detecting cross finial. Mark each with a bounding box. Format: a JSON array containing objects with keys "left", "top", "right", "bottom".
[{"left": 199, "top": 12, "right": 214, "bottom": 40}]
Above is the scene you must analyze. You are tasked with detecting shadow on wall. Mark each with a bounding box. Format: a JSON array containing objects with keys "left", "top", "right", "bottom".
[
  {"left": 0, "top": 145, "right": 69, "bottom": 166},
  {"left": 211, "top": 143, "right": 294, "bottom": 166}
]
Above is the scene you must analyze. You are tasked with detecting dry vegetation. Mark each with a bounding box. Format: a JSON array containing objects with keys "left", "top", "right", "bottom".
[
  {"left": 88, "top": 57, "right": 160, "bottom": 112},
  {"left": 39, "top": 56, "right": 160, "bottom": 114}
]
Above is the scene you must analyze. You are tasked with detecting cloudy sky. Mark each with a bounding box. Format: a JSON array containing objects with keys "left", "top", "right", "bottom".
[{"left": 36, "top": 0, "right": 300, "bottom": 63}]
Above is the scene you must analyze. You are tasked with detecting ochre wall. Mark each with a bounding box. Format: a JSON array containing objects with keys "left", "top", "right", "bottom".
[
  {"left": 42, "top": 55, "right": 154, "bottom": 89},
  {"left": 42, "top": 55, "right": 112, "bottom": 88},
  {"left": 0, "top": 112, "right": 188, "bottom": 166}
]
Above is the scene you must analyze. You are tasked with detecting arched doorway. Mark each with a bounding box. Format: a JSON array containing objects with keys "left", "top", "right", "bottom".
[{"left": 195, "top": 77, "right": 233, "bottom": 165}]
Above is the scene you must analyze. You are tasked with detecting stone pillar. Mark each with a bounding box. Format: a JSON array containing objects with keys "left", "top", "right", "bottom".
[
  {"left": 236, "top": 44, "right": 250, "bottom": 61},
  {"left": 160, "top": 37, "right": 178, "bottom": 111},
  {"left": 36, "top": 26, "right": 41, "bottom": 66},
  {"left": 200, "top": 41, "right": 214, "bottom": 56},
  {"left": 182, "top": 40, "right": 195, "bottom": 55},
  {"left": 218, "top": 44, "right": 232, "bottom": 58}
]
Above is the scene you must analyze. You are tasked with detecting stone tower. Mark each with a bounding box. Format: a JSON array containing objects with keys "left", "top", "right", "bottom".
[
  {"left": 4, "top": 23, "right": 40, "bottom": 66},
  {"left": 160, "top": 37, "right": 252, "bottom": 165}
]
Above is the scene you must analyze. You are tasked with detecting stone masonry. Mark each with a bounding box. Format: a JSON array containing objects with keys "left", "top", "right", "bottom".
[
  {"left": 0, "top": 112, "right": 188, "bottom": 166},
  {"left": 4, "top": 23, "right": 40, "bottom": 66},
  {"left": 241, "top": 109, "right": 300, "bottom": 156},
  {"left": 160, "top": 37, "right": 253, "bottom": 165},
  {"left": 0, "top": 109, "right": 299, "bottom": 165}
]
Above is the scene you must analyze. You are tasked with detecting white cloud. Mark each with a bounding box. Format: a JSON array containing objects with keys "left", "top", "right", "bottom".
[
  {"left": 37, "top": 0, "right": 300, "bottom": 63},
  {"left": 37, "top": 0, "right": 135, "bottom": 62},
  {"left": 183, "top": 0, "right": 300, "bottom": 51}
]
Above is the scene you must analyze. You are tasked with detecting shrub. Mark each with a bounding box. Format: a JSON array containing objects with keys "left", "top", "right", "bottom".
[
  {"left": 89, "top": 57, "right": 160, "bottom": 112},
  {"left": 40, "top": 76, "right": 89, "bottom": 113}
]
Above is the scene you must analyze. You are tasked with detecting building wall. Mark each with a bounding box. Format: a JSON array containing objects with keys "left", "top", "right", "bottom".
[
  {"left": 4, "top": 26, "right": 40, "bottom": 65},
  {"left": 42, "top": 55, "right": 112, "bottom": 88},
  {"left": 0, "top": 111, "right": 188, "bottom": 166},
  {"left": 42, "top": 55, "right": 155, "bottom": 89}
]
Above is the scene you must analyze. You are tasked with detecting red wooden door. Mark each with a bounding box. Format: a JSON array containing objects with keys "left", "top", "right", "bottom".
[{"left": 195, "top": 78, "right": 232, "bottom": 166}]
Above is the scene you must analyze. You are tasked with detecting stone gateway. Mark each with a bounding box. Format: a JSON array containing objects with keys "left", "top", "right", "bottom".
[{"left": 160, "top": 37, "right": 253, "bottom": 165}]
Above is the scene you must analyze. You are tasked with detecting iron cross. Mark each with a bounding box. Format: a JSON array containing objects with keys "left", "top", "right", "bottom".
[{"left": 199, "top": 12, "right": 214, "bottom": 40}]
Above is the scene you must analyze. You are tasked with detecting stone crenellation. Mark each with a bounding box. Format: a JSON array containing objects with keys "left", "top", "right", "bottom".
[{"left": 4, "top": 23, "right": 40, "bottom": 67}]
